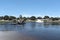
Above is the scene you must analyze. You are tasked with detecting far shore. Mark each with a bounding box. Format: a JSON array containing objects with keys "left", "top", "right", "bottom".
[{"left": 0, "top": 19, "right": 60, "bottom": 24}]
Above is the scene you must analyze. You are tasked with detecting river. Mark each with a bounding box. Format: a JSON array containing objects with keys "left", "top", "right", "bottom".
[{"left": 0, "top": 22, "right": 60, "bottom": 40}]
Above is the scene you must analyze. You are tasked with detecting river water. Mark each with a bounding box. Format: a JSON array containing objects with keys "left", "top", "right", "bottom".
[{"left": 0, "top": 22, "right": 60, "bottom": 40}]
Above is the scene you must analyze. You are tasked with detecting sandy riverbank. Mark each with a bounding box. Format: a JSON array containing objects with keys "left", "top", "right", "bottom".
[
  {"left": 36, "top": 19, "right": 43, "bottom": 23},
  {"left": 0, "top": 31, "right": 37, "bottom": 40}
]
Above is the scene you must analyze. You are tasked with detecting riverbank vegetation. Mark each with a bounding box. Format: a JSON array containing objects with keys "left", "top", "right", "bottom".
[{"left": 0, "top": 15, "right": 60, "bottom": 23}]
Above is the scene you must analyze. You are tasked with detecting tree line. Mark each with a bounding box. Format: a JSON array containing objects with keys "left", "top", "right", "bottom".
[{"left": 0, "top": 15, "right": 60, "bottom": 21}]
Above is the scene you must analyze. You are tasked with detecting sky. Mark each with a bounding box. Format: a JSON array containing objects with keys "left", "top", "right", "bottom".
[{"left": 0, "top": 0, "right": 60, "bottom": 17}]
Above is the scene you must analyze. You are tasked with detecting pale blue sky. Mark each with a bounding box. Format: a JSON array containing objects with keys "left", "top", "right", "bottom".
[{"left": 0, "top": 0, "right": 60, "bottom": 17}]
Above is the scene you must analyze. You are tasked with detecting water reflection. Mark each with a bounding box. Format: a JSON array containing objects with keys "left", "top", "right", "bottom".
[
  {"left": 30, "top": 22, "right": 36, "bottom": 29},
  {"left": 0, "top": 22, "right": 60, "bottom": 31},
  {"left": 0, "top": 22, "right": 60, "bottom": 40},
  {"left": 51, "top": 22, "right": 60, "bottom": 25},
  {"left": 43, "top": 23, "right": 50, "bottom": 28},
  {"left": 0, "top": 24, "right": 25, "bottom": 31}
]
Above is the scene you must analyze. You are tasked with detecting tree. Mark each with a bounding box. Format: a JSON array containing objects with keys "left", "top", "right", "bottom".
[
  {"left": 4, "top": 15, "right": 9, "bottom": 20},
  {"left": 50, "top": 17, "right": 54, "bottom": 19},
  {"left": 17, "top": 18, "right": 19, "bottom": 20},
  {"left": 23, "top": 17, "right": 27, "bottom": 20},
  {"left": 51, "top": 17, "right": 59, "bottom": 21},
  {"left": 23, "top": 17, "right": 26, "bottom": 19},
  {"left": 19, "top": 15, "right": 22, "bottom": 19},
  {"left": 9, "top": 16, "right": 16, "bottom": 20},
  {"left": 0, "top": 16, "right": 4, "bottom": 20},
  {"left": 43, "top": 16, "right": 49, "bottom": 19},
  {"left": 27, "top": 17, "right": 30, "bottom": 19},
  {"left": 30, "top": 16, "right": 36, "bottom": 20},
  {"left": 37, "top": 17, "right": 42, "bottom": 19}
]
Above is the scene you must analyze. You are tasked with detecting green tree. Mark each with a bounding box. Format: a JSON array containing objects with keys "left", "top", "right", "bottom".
[
  {"left": 52, "top": 18, "right": 59, "bottom": 21},
  {"left": 30, "top": 16, "right": 36, "bottom": 20},
  {"left": 9, "top": 16, "right": 16, "bottom": 20},
  {"left": 44, "top": 16, "right": 49, "bottom": 19},
  {"left": 37, "top": 17, "right": 42, "bottom": 19},
  {"left": 17, "top": 18, "right": 19, "bottom": 20},
  {"left": 0, "top": 16, "right": 4, "bottom": 20},
  {"left": 4, "top": 15, "right": 9, "bottom": 20},
  {"left": 19, "top": 15, "right": 22, "bottom": 19},
  {"left": 27, "top": 17, "right": 30, "bottom": 19},
  {"left": 23, "top": 17, "right": 26, "bottom": 19},
  {"left": 23, "top": 17, "right": 27, "bottom": 21}
]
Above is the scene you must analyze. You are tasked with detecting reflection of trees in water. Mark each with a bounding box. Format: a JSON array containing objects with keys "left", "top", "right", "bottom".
[
  {"left": 30, "top": 22, "right": 36, "bottom": 29},
  {"left": 3, "top": 24, "right": 25, "bottom": 31},
  {"left": 51, "top": 22, "right": 60, "bottom": 25},
  {"left": 43, "top": 23, "right": 51, "bottom": 28},
  {"left": 37, "top": 23, "right": 43, "bottom": 27},
  {"left": 50, "top": 22, "right": 60, "bottom": 28},
  {"left": 4, "top": 24, "right": 9, "bottom": 31},
  {"left": 4, "top": 24, "right": 15, "bottom": 31},
  {"left": 17, "top": 24, "right": 25, "bottom": 31},
  {"left": 43, "top": 22, "right": 60, "bottom": 28}
]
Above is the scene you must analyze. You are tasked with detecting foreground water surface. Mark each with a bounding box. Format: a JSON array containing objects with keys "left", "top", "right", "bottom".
[{"left": 0, "top": 22, "right": 60, "bottom": 40}]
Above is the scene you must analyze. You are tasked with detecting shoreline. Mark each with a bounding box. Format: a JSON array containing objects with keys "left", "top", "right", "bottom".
[{"left": 0, "top": 19, "right": 60, "bottom": 24}]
